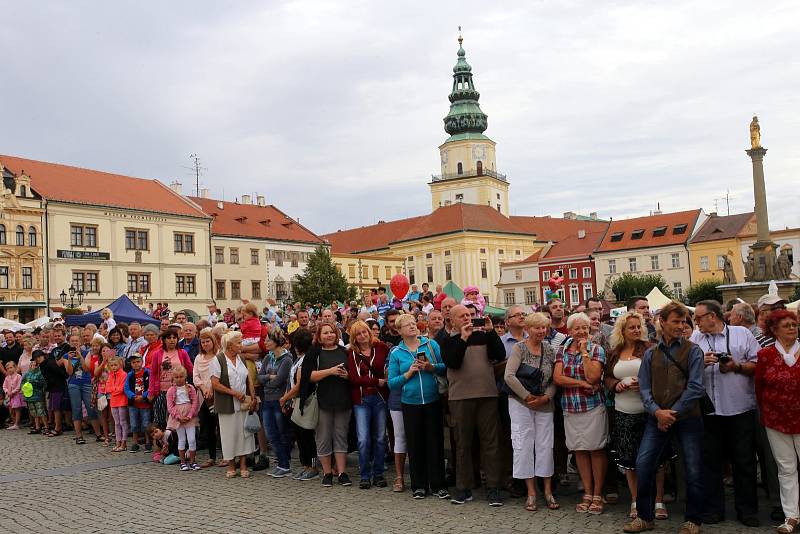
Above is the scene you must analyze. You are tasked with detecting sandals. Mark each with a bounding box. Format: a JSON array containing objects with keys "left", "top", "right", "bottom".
[
  {"left": 217, "top": 460, "right": 230, "bottom": 468},
  {"left": 576, "top": 494, "right": 592, "bottom": 513},
  {"left": 225, "top": 470, "right": 238, "bottom": 478},
  {"left": 200, "top": 459, "right": 215, "bottom": 468},
  {"left": 240, "top": 469, "right": 251, "bottom": 478},
  {"left": 630, "top": 502, "right": 638, "bottom": 519},
  {"left": 525, "top": 495, "right": 538, "bottom": 512},
  {"left": 588, "top": 495, "right": 605, "bottom": 515},
  {"left": 28, "top": 428, "right": 42, "bottom": 435},
  {"left": 392, "top": 476, "right": 405, "bottom": 493},
  {"left": 655, "top": 502, "right": 668, "bottom": 520},
  {"left": 75, "top": 437, "right": 86, "bottom": 445},
  {"left": 545, "top": 494, "right": 560, "bottom": 510},
  {"left": 45, "top": 430, "right": 62, "bottom": 437},
  {"left": 778, "top": 518, "right": 799, "bottom": 534}
]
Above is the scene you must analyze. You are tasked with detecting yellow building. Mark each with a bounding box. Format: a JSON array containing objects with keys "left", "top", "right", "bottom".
[
  {"left": 0, "top": 166, "right": 46, "bottom": 322},
  {"left": 1, "top": 155, "right": 214, "bottom": 315},
  {"left": 332, "top": 252, "right": 405, "bottom": 296},
  {"left": 322, "top": 36, "right": 606, "bottom": 306},
  {"left": 688, "top": 212, "right": 756, "bottom": 284}
]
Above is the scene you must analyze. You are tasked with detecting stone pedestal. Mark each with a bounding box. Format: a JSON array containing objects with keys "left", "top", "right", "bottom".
[{"left": 718, "top": 280, "right": 800, "bottom": 305}]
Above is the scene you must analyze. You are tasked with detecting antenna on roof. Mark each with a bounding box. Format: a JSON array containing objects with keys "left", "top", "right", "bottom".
[{"left": 187, "top": 154, "right": 207, "bottom": 197}]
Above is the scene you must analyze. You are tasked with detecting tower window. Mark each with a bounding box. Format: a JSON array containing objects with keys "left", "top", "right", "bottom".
[
  {"left": 457, "top": 162, "right": 463, "bottom": 175},
  {"left": 476, "top": 161, "right": 483, "bottom": 174},
  {"left": 455, "top": 193, "right": 463, "bottom": 202}
]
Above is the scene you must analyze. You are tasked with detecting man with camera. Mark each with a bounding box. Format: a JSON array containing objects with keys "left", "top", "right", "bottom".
[
  {"left": 690, "top": 299, "right": 761, "bottom": 527},
  {"left": 440, "top": 304, "right": 506, "bottom": 507}
]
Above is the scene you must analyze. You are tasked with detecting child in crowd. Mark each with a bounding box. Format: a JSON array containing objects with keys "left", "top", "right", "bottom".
[
  {"left": 3, "top": 361, "right": 25, "bottom": 429},
  {"left": 148, "top": 424, "right": 180, "bottom": 465},
  {"left": 166, "top": 366, "right": 201, "bottom": 471},
  {"left": 91, "top": 341, "right": 114, "bottom": 445},
  {"left": 239, "top": 302, "right": 263, "bottom": 347},
  {"left": 22, "top": 351, "right": 48, "bottom": 434},
  {"left": 124, "top": 354, "right": 152, "bottom": 452},
  {"left": 106, "top": 357, "right": 129, "bottom": 452}
]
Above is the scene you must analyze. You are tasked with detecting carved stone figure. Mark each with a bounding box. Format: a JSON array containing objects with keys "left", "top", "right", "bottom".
[
  {"left": 750, "top": 115, "right": 761, "bottom": 149},
  {"left": 743, "top": 251, "right": 755, "bottom": 281},
  {"left": 777, "top": 249, "right": 793, "bottom": 279},
  {"left": 722, "top": 254, "right": 737, "bottom": 284},
  {"left": 603, "top": 273, "right": 618, "bottom": 302}
]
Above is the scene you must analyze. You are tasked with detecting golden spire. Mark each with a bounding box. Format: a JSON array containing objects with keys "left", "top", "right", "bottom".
[{"left": 458, "top": 25, "right": 463, "bottom": 47}]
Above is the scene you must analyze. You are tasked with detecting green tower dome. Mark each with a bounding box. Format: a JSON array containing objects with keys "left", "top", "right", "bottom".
[{"left": 443, "top": 34, "right": 489, "bottom": 142}]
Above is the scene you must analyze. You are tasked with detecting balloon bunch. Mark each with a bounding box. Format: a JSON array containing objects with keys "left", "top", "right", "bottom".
[{"left": 544, "top": 275, "right": 564, "bottom": 302}]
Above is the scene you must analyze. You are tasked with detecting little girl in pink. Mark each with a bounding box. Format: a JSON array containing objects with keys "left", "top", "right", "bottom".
[
  {"left": 3, "top": 361, "right": 25, "bottom": 429},
  {"left": 166, "top": 366, "right": 201, "bottom": 471}
]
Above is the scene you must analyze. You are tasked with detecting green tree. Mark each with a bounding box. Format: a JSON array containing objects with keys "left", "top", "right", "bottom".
[
  {"left": 293, "top": 245, "right": 356, "bottom": 304},
  {"left": 685, "top": 279, "right": 723, "bottom": 306},
  {"left": 789, "top": 284, "right": 800, "bottom": 303},
  {"left": 611, "top": 272, "right": 674, "bottom": 303}
]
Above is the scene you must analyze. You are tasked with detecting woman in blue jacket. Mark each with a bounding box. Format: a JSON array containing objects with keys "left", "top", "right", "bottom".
[{"left": 388, "top": 314, "right": 449, "bottom": 500}]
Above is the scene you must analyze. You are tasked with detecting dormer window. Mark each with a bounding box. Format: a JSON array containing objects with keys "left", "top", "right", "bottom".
[
  {"left": 235, "top": 216, "right": 247, "bottom": 223},
  {"left": 672, "top": 224, "right": 687, "bottom": 235},
  {"left": 631, "top": 229, "right": 645, "bottom": 240},
  {"left": 610, "top": 232, "right": 624, "bottom": 242},
  {"left": 652, "top": 226, "right": 667, "bottom": 237}
]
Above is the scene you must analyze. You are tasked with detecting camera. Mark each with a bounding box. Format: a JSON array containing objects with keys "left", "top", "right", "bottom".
[{"left": 714, "top": 352, "right": 732, "bottom": 364}]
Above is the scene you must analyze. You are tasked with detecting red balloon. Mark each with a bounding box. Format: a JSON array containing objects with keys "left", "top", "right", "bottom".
[
  {"left": 390, "top": 274, "right": 410, "bottom": 299},
  {"left": 548, "top": 276, "right": 564, "bottom": 291}
]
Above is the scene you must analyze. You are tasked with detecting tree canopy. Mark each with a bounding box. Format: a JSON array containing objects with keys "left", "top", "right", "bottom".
[{"left": 611, "top": 272, "right": 674, "bottom": 303}]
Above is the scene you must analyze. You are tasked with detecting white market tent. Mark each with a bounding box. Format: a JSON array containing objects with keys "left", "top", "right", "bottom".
[
  {"left": 646, "top": 286, "right": 674, "bottom": 310},
  {"left": 0, "top": 318, "right": 26, "bottom": 332},
  {"left": 788, "top": 300, "right": 799, "bottom": 311}
]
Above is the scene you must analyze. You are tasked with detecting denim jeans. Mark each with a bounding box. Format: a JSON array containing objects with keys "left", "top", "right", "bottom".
[
  {"left": 636, "top": 415, "right": 704, "bottom": 524},
  {"left": 68, "top": 382, "right": 97, "bottom": 421},
  {"left": 262, "top": 400, "right": 291, "bottom": 469},
  {"left": 128, "top": 405, "right": 152, "bottom": 434},
  {"left": 354, "top": 394, "right": 387, "bottom": 481}
]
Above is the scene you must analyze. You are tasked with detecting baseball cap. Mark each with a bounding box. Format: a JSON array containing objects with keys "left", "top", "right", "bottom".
[{"left": 757, "top": 294, "right": 786, "bottom": 308}]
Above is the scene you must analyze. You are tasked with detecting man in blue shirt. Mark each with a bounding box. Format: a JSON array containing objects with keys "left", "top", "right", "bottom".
[
  {"left": 405, "top": 284, "right": 422, "bottom": 303},
  {"left": 624, "top": 301, "right": 705, "bottom": 534}
]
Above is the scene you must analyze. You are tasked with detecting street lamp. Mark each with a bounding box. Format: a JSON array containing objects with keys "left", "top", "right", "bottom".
[{"left": 59, "top": 285, "right": 84, "bottom": 308}]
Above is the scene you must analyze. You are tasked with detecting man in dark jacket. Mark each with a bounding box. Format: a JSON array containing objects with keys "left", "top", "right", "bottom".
[{"left": 441, "top": 304, "right": 506, "bottom": 507}]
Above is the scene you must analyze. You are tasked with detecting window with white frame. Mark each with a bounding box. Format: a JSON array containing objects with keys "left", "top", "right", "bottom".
[
  {"left": 629, "top": 257, "right": 638, "bottom": 272},
  {"left": 700, "top": 256, "right": 709, "bottom": 271},
  {"left": 542, "top": 270, "right": 551, "bottom": 281},
  {"left": 582, "top": 267, "right": 591, "bottom": 278},
  {"left": 582, "top": 283, "right": 593, "bottom": 300},
  {"left": 608, "top": 259, "right": 616, "bottom": 274},
  {"left": 504, "top": 290, "right": 515, "bottom": 306},
  {"left": 524, "top": 288, "right": 536, "bottom": 305},
  {"left": 569, "top": 268, "right": 577, "bottom": 278},
  {"left": 671, "top": 253, "right": 681, "bottom": 268},
  {"left": 650, "top": 255, "right": 660, "bottom": 270},
  {"left": 716, "top": 255, "right": 725, "bottom": 269},
  {"left": 673, "top": 281, "right": 683, "bottom": 299},
  {"left": 569, "top": 284, "right": 579, "bottom": 306}
]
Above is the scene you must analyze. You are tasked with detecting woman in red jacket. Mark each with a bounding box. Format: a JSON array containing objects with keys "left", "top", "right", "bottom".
[
  {"left": 148, "top": 327, "right": 193, "bottom": 428},
  {"left": 755, "top": 309, "right": 800, "bottom": 534},
  {"left": 347, "top": 320, "right": 390, "bottom": 489}
]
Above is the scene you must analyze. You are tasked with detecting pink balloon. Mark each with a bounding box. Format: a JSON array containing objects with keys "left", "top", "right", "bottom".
[{"left": 390, "top": 274, "right": 410, "bottom": 299}]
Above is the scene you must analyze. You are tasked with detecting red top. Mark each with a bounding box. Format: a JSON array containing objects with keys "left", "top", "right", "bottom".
[
  {"left": 347, "top": 340, "right": 389, "bottom": 405},
  {"left": 755, "top": 345, "right": 800, "bottom": 434},
  {"left": 106, "top": 369, "right": 129, "bottom": 408}
]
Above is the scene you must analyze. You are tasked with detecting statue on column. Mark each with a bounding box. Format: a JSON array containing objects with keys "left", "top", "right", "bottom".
[
  {"left": 777, "top": 248, "right": 793, "bottom": 279},
  {"left": 750, "top": 115, "right": 762, "bottom": 149},
  {"left": 722, "top": 253, "right": 737, "bottom": 284},
  {"left": 743, "top": 251, "right": 755, "bottom": 281}
]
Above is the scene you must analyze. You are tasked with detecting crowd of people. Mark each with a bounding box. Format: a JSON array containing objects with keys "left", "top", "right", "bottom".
[{"left": 1, "top": 286, "right": 799, "bottom": 534}]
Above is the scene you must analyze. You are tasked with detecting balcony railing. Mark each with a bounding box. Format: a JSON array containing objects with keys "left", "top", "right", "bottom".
[{"left": 431, "top": 168, "right": 507, "bottom": 183}]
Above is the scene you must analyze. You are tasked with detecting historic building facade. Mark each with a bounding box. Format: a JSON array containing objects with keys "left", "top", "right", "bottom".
[
  {"left": 0, "top": 166, "right": 46, "bottom": 322},
  {"left": 688, "top": 212, "right": 756, "bottom": 284},
  {"left": 1, "top": 156, "right": 213, "bottom": 314},
  {"left": 190, "top": 194, "right": 325, "bottom": 310}
]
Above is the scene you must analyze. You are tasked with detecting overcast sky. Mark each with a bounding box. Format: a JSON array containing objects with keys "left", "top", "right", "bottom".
[{"left": 3, "top": 1, "right": 798, "bottom": 235}]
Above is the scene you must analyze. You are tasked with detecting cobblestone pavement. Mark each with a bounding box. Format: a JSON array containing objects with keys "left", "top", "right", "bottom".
[{"left": 0, "top": 429, "right": 777, "bottom": 534}]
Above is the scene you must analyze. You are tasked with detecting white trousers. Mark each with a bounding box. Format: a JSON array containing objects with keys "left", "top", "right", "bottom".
[
  {"left": 766, "top": 427, "right": 800, "bottom": 519},
  {"left": 509, "top": 398, "right": 554, "bottom": 479},
  {"left": 390, "top": 410, "right": 407, "bottom": 454}
]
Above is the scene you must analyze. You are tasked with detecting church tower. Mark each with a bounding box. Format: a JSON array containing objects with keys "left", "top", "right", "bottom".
[{"left": 429, "top": 33, "right": 509, "bottom": 216}]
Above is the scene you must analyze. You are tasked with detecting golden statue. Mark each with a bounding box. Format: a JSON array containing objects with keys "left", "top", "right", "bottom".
[{"left": 749, "top": 115, "right": 761, "bottom": 149}]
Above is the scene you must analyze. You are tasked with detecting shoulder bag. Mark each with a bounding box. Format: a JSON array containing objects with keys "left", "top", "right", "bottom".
[
  {"left": 500, "top": 342, "right": 545, "bottom": 397},
  {"left": 290, "top": 356, "right": 319, "bottom": 430}
]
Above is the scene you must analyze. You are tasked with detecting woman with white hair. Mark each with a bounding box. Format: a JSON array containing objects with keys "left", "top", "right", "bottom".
[
  {"left": 553, "top": 312, "right": 608, "bottom": 515},
  {"left": 209, "top": 330, "right": 259, "bottom": 478}
]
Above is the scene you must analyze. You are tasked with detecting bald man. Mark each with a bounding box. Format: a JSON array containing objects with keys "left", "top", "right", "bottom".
[
  {"left": 441, "top": 304, "right": 506, "bottom": 506},
  {"left": 434, "top": 297, "right": 458, "bottom": 346}
]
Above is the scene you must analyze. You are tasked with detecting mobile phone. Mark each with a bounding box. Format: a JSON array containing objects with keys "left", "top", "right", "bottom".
[
  {"left": 471, "top": 318, "right": 484, "bottom": 328},
  {"left": 416, "top": 351, "right": 427, "bottom": 361}
]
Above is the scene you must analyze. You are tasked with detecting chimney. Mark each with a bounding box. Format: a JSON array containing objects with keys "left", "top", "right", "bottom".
[
  {"left": 563, "top": 211, "right": 576, "bottom": 220},
  {"left": 216, "top": 201, "right": 224, "bottom": 210},
  {"left": 578, "top": 229, "right": 586, "bottom": 239},
  {"left": 241, "top": 194, "right": 251, "bottom": 205},
  {"left": 169, "top": 180, "right": 182, "bottom": 194},
  {"left": 540, "top": 240, "right": 554, "bottom": 257},
  {"left": 200, "top": 188, "right": 210, "bottom": 198},
  {"left": 589, "top": 212, "right": 598, "bottom": 220},
  {"left": 256, "top": 195, "right": 265, "bottom": 206}
]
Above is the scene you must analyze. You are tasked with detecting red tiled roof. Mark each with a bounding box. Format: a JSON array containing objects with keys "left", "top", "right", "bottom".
[
  {"left": 539, "top": 227, "right": 608, "bottom": 263},
  {"left": 510, "top": 215, "right": 609, "bottom": 242},
  {"left": 501, "top": 249, "right": 541, "bottom": 266},
  {"left": 323, "top": 204, "right": 534, "bottom": 254},
  {"left": 689, "top": 212, "right": 755, "bottom": 243},
  {"left": 0, "top": 155, "right": 208, "bottom": 218},
  {"left": 189, "top": 196, "right": 324, "bottom": 245},
  {"left": 596, "top": 209, "right": 702, "bottom": 253}
]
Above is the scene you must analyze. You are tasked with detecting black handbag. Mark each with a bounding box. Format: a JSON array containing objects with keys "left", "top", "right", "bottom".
[{"left": 500, "top": 343, "right": 545, "bottom": 397}]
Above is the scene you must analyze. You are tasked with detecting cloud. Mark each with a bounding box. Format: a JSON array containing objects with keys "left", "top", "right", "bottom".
[{"left": 1, "top": 0, "right": 797, "bottom": 235}]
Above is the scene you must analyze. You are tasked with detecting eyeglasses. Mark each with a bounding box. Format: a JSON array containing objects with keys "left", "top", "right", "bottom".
[
  {"left": 780, "top": 323, "right": 798, "bottom": 329},
  {"left": 694, "top": 312, "right": 713, "bottom": 321},
  {"left": 508, "top": 313, "right": 527, "bottom": 320}
]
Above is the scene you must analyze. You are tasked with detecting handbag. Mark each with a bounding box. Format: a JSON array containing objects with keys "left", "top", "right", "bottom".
[
  {"left": 500, "top": 343, "right": 545, "bottom": 397},
  {"left": 290, "top": 392, "right": 319, "bottom": 430},
  {"left": 421, "top": 341, "right": 448, "bottom": 395},
  {"left": 244, "top": 411, "right": 261, "bottom": 434}
]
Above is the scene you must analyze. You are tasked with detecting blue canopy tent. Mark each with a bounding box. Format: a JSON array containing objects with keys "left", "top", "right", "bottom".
[{"left": 65, "top": 294, "right": 161, "bottom": 327}]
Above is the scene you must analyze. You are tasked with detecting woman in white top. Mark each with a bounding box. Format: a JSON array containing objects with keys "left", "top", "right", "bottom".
[
  {"left": 603, "top": 312, "right": 666, "bottom": 520},
  {"left": 100, "top": 308, "right": 117, "bottom": 333},
  {"left": 193, "top": 328, "right": 224, "bottom": 468},
  {"left": 209, "top": 331, "right": 258, "bottom": 478}
]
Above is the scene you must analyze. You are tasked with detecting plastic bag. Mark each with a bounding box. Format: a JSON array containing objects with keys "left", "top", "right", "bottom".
[{"left": 244, "top": 411, "right": 261, "bottom": 434}]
